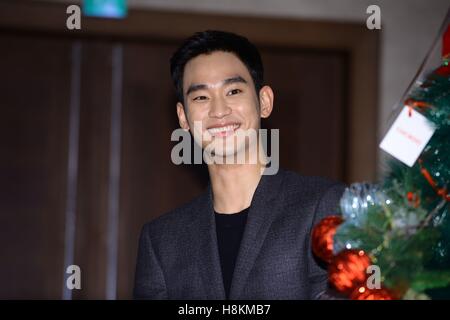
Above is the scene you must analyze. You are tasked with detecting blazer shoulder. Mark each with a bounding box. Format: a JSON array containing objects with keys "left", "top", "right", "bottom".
[
  {"left": 279, "top": 169, "right": 346, "bottom": 209},
  {"left": 282, "top": 169, "right": 345, "bottom": 193},
  {"left": 141, "top": 190, "right": 208, "bottom": 237}
]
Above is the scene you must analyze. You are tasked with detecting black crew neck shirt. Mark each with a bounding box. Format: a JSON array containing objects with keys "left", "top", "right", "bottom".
[{"left": 214, "top": 207, "right": 249, "bottom": 299}]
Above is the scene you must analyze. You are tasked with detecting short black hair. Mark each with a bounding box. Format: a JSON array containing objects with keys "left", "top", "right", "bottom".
[{"left": 170, "top": 30, "right": 264, "bottom": 104}]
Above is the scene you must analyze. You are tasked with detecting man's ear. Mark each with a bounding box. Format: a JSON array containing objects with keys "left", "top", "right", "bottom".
[
  {"left": 259, "top": 86, "right": 274, "bottom": 118},
  {"left": 176, "top": 102, "right": 190, "bottom": 131}
]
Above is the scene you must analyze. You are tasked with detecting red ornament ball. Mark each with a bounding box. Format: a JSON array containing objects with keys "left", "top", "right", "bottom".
[
  {"left": 350, "top": 285, "right": 396, "bottom": 300},
  {"left": 434, "top": 64, "right": 450, "bottom": 76},
  {"left": 328, "top": 249, "right": 372, "bottom": 295},
  {"left": 311, "top": 215, "right": 343, "bottom": 263}
]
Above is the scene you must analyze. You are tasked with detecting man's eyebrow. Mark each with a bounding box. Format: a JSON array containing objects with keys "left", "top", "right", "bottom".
[
  {"left": 223, "top": 76, "right": 247, "bottom": 86},
  {"left": 185, "top": 84, "right": 208, "bottom": 96},
  {"left": 185, "top": 76, "right": 248, "bottom": 96}
]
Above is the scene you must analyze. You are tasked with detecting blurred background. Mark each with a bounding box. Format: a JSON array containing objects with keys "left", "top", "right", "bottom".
[{"left": 0, "top": 0, "right": 448, "bottom": 299}]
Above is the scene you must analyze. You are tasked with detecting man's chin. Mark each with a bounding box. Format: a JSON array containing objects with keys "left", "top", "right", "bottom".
[{"left": 203, "top": 145, "right": 252, "bottom": 164}]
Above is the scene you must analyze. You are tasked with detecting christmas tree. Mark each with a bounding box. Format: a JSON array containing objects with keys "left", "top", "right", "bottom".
[{"left": 311, "top": 11, "right": 450, "bottom": 300}]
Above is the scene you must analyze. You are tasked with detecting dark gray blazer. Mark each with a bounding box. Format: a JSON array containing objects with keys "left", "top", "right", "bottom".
[{"left": 134, "top": 169, "right": 345, "bottom": 300}]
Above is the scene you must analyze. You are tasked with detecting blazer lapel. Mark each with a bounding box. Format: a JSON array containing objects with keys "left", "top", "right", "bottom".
[
  {"left": 229, "top": 169, "right": 286, "bottom": 299},
  {"left": 196, "top": 185, "right": 226, "bottom": 300}
]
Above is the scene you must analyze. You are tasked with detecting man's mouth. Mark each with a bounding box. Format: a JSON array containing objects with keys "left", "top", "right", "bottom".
[{"left": 207, "top": 123, "right": 240, "bottom": 137}]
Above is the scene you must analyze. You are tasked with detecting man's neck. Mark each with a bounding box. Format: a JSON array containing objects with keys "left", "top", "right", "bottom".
[{"left": 208, "top": 163, "right": 265, "bottom": 214}]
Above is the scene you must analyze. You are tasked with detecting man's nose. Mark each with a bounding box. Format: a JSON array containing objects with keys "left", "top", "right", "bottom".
[{"left": 208, "top": 96, "right": 231, "bottom": 118}]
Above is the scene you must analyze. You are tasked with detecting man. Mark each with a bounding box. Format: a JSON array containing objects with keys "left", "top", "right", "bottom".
[{"left": 133, "top": 30, "right": 345, "bottom": 300}]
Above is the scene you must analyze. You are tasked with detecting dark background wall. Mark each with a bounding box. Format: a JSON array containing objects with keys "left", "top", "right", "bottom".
[{"left": 0, "top": 2, "right": 378, "bottom": 299}]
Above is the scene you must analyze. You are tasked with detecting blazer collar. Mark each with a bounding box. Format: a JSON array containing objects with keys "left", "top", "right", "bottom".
[{"left": 195, "top": 168, "right": 286, "bottom": 299}]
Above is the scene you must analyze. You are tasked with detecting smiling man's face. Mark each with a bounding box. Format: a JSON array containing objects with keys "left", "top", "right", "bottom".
[{"left": 176, "top": 51, "right": 273, "bottom": 159}]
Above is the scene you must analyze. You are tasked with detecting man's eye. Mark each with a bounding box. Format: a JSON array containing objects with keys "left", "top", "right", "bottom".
[
  {"left": 227, "top": 89, "right": 242, "bottom": 96},
  {"left": 193, "top": 96, "right": 208, "bottom": 101}
]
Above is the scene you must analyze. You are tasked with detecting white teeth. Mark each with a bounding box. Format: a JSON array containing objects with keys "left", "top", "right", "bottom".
[{"left": 207, "top": 124, "right": 239, "bottom": 134}]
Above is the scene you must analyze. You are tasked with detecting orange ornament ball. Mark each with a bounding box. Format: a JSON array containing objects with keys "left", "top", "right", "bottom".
[
  {"left": 311, "top": 215, "right": 343, "bottom": 263},
  {"left": 328, "top": 249, "right": 372, "bottom": 295}
]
